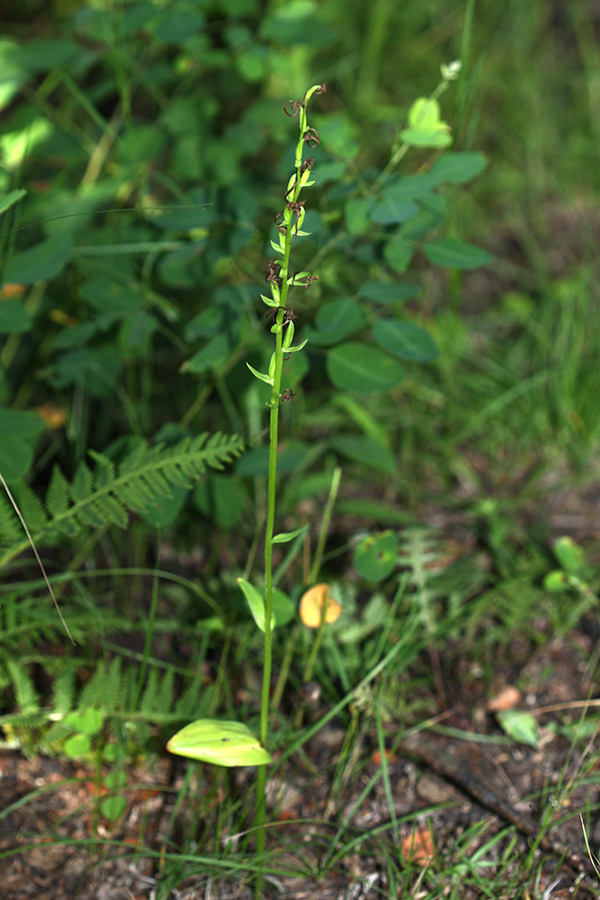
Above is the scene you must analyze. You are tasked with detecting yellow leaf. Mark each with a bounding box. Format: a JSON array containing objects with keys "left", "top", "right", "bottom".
[{"left": 299, "top": 583, "right": 342, "bottom": 628}]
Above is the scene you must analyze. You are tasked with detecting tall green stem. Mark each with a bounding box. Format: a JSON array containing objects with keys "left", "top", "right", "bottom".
[{"left": 254, "top": 85, "right": 325, "bottom": 893}]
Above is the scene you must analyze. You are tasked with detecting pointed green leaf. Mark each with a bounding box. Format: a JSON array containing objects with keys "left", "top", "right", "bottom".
[
  {"left": 359, "top": 282, "right": 420, "bottom": 304},
  {"left": 383, "top": 237, "right": 413, "bottom": 273},
  {"left": 237, "top": 577, "right": 275, "bottom": 632},
  {"left": 0, "top": 299, "right": 31, "bottom": 333},
  {"left": 327, "top": 343, "right": 404, "bottom": 393},
  {"left": 372, "top": 320, "right": 439, "bottom": 362},
  {"left": 167, "top": 719, "right": 273, "bottom": 767},
  {"left": 330, "top": 436, "right": 396, "bottom": 474},
  {"left": 3, "top": 237, "right": 71, "bottom": 284},
  {"left": 423, "top": 239, "right": 491, "bottom": 270},
  {"left": 271, "top": 588, "right": 295, "bottom": 627},
  {"left": 272, "top": 525, "right": 308, "bottom": 543},
  {"left": 306, "top": 299, "right": 367, "bottom": 347},
  {"left": 0, "top": 188, "right": 26, "bottom": 215},
  {"left": 0, "top": 409, "right": 45, "bottom": 481},
  {"left": 429, "top": 151, "right": 487, "bottom": 185},
  {"left": 246, "top": 362, "right": 273, "bottom": 385},
  {"left": 496, "top": 710, "right": 539, "bottom": 748},
  {"left": 370, "top": 197, "right": 418, "bottom": 226},
  {"left": 182, "top": 334, "right": 230, "bottom": 374}
]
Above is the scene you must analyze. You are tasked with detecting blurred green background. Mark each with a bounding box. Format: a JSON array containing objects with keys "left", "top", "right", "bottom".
[{"left": 1, "top": 0, "right": 600, "bottom": 631}]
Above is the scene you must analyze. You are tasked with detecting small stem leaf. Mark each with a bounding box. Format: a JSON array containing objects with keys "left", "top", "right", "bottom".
[
  {"left": 285, "top": 338, "right": 308, "bottom": 353},
  {"left": 0, "top": 188, "right": 27, "bottom": 215},
  {"left": 283, "top": 321, "right": 295, "bottom": 349},
  {"left": 246, "top": 363, "right": 273, "bottom": 386},
  {"left": 167, "top": 719, "right": 273, "bottom": 767},
  {"left": 237, "top": 577, "right": 275, "bottom": 632},
  {"left": 272, "top": 525, "right": 308, "bottom": 543},
  {"left": 261, "top": 293, "right": 280, "bottom": 308}
]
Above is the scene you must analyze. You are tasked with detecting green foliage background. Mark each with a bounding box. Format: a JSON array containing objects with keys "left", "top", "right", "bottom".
[{"left": 1, "top": 0, "right": 600, "bottom": 843}]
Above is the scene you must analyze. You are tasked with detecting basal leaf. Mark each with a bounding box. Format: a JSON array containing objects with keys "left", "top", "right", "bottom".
[
  {"left": 167, "top": 719, "right": 273, "bottom": 767},
  {"left": 496, "top": 710, "right": 539, "bottom": 748}
]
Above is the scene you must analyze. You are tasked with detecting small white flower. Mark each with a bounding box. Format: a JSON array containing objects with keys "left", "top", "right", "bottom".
[{"left": 441, "top": 59, "right": 462, "bottom": 81}]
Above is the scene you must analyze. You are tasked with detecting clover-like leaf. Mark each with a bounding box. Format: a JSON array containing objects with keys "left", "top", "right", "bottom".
[{"left": 401, "top": 98, "right": 452, "bottom": 149}]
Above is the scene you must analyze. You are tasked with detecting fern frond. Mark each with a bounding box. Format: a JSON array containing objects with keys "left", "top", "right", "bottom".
[
  {"left": 0, "top": 432, "right": 245, "bottom": 570},
  {"left": 77, "top": 662, "right": 110, "bottom": 710},
  {"left": 0, "top": 493, "right": 21, "bottom": 545},
  {"left": 174, "top": 671, "right": 205, "bottom": 718},
  {"left": 105, "top": 657, "right": 123, "bottom": 713},
  {"left": 140, "top": 668, "right": 159, "bottom": 714},
  {"left": 47, "top": 466, "right": 80, "bottom": 536},
  {"left": 156, "top": 668, "right": 175, "bottom": 715},
  {"left": 50, "top": 664, "right": 77, "bottom": 714},
  {"left": 5, "top": 659, "right": 41, "bottom": 715},
  {"left": 12, "top": 482, "right": 49, "bottom": 534}
]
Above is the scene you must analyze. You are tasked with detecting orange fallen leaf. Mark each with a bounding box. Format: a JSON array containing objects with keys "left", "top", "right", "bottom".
[
  {"left": 299, "top": 583, "right": 342, "bottom": 628},
  {"left": 1, "top": 283, "right": 27, "bottom": 298},
  {"left": 371, "top": 749, "right": 397, "bottom": 765},
  {"left": 487, "top": 685, "right": 521, "bottom": 712},
  {"left": 36, "top": 402, "right": 67, "bottom": 429},
  {"left": 401, "top": 826, "right": 435, "bottom": 866}
]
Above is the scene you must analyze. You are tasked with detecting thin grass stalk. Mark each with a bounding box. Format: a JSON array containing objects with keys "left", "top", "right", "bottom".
[{"left": 308, "top": 466, "right": 342, "bottom": 585}]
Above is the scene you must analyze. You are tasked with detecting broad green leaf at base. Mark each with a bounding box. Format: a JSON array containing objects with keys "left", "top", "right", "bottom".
[
  {"left": 167, "top": 719, "right": 273, "bottom": 766},
  {"left": 496, "top": 709, "right": 539, "bottom": 748}
]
